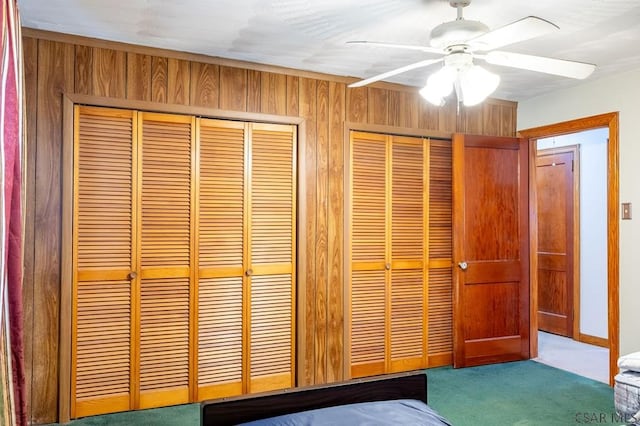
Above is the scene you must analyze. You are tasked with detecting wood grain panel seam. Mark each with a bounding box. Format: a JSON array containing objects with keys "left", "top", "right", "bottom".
[{"left": 24, "top": 37, "right": 39, "bottom": 424}]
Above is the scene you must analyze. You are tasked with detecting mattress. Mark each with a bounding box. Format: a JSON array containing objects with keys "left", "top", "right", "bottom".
[
  {"left": 239, "top": 399, "right": 452, "bottom": 426},
  {"left": 614, "top": 370, "right": 640, "bottom": 424}
]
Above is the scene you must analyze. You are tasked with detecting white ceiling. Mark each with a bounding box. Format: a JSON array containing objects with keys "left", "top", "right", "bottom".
[{"left": 17, "top": 0, "right": 640, "bottom": 102}]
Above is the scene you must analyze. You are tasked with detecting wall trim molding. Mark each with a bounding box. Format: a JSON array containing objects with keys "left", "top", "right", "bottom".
[{"left": 578, "top": 333, "right": 609, "bottom": 349}]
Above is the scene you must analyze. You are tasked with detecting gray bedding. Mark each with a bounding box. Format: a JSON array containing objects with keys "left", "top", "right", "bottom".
[{"left": 239, "top": 399, "right": 452, "bottom": 426}]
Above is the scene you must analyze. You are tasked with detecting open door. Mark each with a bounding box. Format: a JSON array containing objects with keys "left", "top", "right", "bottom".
[
  {"left": 536, "top": 149, "right": 576, "bottom": 338},
  {"left": 453, "top": 134, "right": 530, "bottom": 368}
]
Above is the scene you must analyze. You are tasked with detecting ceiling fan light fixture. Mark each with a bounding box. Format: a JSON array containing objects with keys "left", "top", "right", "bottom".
[
  {"left": 459, "top": 64, "right": 500, "bottom": 106},
  {"left": 347, "top": 0, "right": 596, "bottom": 105},
  {"left": 420, "top": 63, "right": 498, "bottom": 107},
  {"left": 419, "top": 65, "right": 456, "bottom": 106}
]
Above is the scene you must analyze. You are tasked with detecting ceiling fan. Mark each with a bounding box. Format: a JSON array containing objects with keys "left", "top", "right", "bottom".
[{"left": 347, "top": 0, "right": 596, "bottom": 106}]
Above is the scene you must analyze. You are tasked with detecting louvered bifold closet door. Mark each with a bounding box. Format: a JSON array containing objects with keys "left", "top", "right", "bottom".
[
  {"left": 248, "top": 123, "right": 296, "bottom": 393},
  {"left": 349, "top": 132, "right": 429, "bottom": 379},
  {"left": 196, "top": 119, "right": 246, "bottom": 400},
  {"left": 427, "top": 141, "right": 453, "bottom": 366},
  {"left": 390, "top": 136, "right": 428, "bottom": 372},
  {"left": 349, "top": 132, "right": 388, "bottom": 378},
  {"left": 138, "top": 113, "right": 195, "bottom": 408},
  {"left": 72, "top": 106, "right": 136, "bottom": 418}
]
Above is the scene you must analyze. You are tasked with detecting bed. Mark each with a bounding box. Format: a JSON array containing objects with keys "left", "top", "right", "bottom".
[{"left": 200, "top": 370, "right": 451, "bottom": 425}]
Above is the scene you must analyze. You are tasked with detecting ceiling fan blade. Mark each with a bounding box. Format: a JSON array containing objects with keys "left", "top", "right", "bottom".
[
  {"left": 346, "top": 40, "right": 443, "bottom": 55},
  {"left": 483, "top": 51, "right": 596, "bottom": 79},
  {"left": 469, "top": 16, "right": 559, "bottom": 51},
  {"left": 348, "top": 58, "right": 443, "bottom": 88}
]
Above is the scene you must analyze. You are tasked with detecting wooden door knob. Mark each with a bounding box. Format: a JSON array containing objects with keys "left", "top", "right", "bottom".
[
  {"left": 129, "top": 271, "right": 138, "bottom": 280},
  {"left": 245, "top": 269, "right": 253, "bottom": 277},
  {"left": 385, "top": 263, "right": 391, "bottom": 270}
]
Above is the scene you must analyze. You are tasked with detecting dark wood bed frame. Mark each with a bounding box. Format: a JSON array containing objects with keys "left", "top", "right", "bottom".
[{"left": 201, "top": 370, "right": 428, "bottom": 425}]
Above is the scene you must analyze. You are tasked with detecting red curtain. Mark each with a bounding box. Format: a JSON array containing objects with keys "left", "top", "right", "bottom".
[{"left": 1, "top": 0, "right": 25, "bottom": 425}]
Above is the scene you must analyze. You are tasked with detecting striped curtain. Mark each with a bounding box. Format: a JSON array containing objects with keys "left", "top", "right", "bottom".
[{"left": 0, "top": 0, "right": 25, "bottom": 425}]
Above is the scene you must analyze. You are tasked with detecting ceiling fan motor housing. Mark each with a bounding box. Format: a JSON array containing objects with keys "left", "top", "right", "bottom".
[{"left": 429, "top": 19, "right": 489, "bottom": 49}]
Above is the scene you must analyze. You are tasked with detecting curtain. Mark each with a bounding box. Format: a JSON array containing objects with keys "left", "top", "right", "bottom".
[{"left": 0, "top": 0, "right": 25, "bottom": 425}]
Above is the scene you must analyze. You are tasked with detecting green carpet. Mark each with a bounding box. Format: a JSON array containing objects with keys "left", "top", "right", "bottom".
[
  {"left": 428, "top": 360, "right": 615, "bottom": 426},
  {"left": 52, "top": 402, "right": 200, "bottom": 426},
  {"left": 48, "top": 361, "right": 614, "bottom": 425}
]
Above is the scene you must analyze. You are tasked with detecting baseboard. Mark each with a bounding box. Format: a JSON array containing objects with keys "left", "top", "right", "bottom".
[
  {"left": 428, "top": 352, "right": 453, "bottom": 367},
  {"left": 578, "top": 333, "right": 609, "bottom": 348}
]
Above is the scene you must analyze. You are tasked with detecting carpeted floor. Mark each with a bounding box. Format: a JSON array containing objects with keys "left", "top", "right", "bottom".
[
  {"left": 428, "top": 360, "right": 615, "bottom": 426},
  {"left": 49, "top": 360, "right": 614, "bottom": 425}
]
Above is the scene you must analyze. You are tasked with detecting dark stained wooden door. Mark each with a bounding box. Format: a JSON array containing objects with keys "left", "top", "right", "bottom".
[
  {"left": 452, "top": 134, "right": 530, "bottom": 368},
  {"left": 536, "top": 150, "right": 575, "bottom": 337}
]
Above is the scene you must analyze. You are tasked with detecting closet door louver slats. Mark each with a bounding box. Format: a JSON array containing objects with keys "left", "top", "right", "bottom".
[
  {"left": 391, "top": 138, "right": 424, "bottom": 262},
  {"left": 197, "top": 119, "right": 245, "bottom": 400},
  {"left": 428, "top": 268, "right": 453, "bottom": 357},
  {"left": 72, "top": 108, "right": 296, "bottom": 417},
  {"left": 249, "top": 124, "right": 295, "bottom": 393},
  {"left": 351, "top": 133, "right": 387, "bottom": 264},
  {"left": 390, "top": 137, "right": 426, "bottom": 372},
  {"left": 138, "top": 113, "right": 193, "bottom": 408},
  {"left": 197, "top": 276, "right": 243, "bottom": 399},
  {"left": 350, "top": 270, "right": 386, "bottom": 377},
  {"left": 349, "top": 131, "right": 452, "bottom": 378},
  {"left": 350, "top": 132, "right": 387, "bottom": 378},
  {"left": 428, "top": 141, "right": 453, "bottom": 363},
  {"left": 390, "top": 270, "right": 424, "bottom": 369},
  {"left": 73, "top": 106, "right": 135, "bottom": 417}
]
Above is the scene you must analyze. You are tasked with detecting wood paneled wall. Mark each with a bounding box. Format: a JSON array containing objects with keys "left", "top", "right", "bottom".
[{"left": 22, "top": 29, "right": 517, "bottom": 424}]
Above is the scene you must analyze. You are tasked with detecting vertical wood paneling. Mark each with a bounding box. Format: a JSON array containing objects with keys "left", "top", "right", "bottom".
[
  {"left": 314, "top": 80, "right": 329, "bottom": 383},
  {"left": 220, "top": 66, "right": 248, "bottom": 111},
  {"left": 299, "top": 77, "right": 317, "bottom": 385},
  {"left": 261, "top": 72, "right": 287, "bottom": 115},
  {"left": 481, "top": 101, "right": 516, "bottom": 137},
  {"left": 190, "top": 63, "right": 219, "bottom": 108},
  {"left": 388, "top": 91, "right": 401, "bottom": 127},
  {"left": 151, "top": 56, "right": 168, "bottom": 103},
  {"left": 25, "top": 32, "right": 518, "bottom": 423},
  {"left": 460, "top": 105, "right": 483, "bottom": 134},
  {"left": 501, "top": 104, "right": 516, "bottom": 137},
  {"left": 419, "top": 99, "right": 439, "bottom": 131},
  {"left": 91, "top": 47, "right": 126, "bottom": 98},
  {"left": 126, "top": 53, "right": 152, "bottom": 102},
  {"left": 389, "top": 91, "right": 419, "bottom": 129},
  {"left": 246, "top": 70, "right": 261, "bottom": 113},
  {"left": 74, "top": 45, "right": 92, "bottom": 95},
  {"left": 22, "top": 36, "right": 38, "bottom": 424},
  {"left": 346, "top": 87, "right": 367, "bottom": 123},
  {"left": 438, "top": 101, "right": 457, "bottom": 133},
  {"left": 286, "top": 76, "right": 299, "bottom": 116},
  {"left": 33, "top": 39, "right": 75, "bottom": 424},
  {"left": 327, "top": 82, "right": 345, "bottom": 382},
  {"left": 368, "top": 87, "right": 389, "bottom": 126},
  {"left": 167, "top": 59, "right": 190, "bottom": 105}
]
